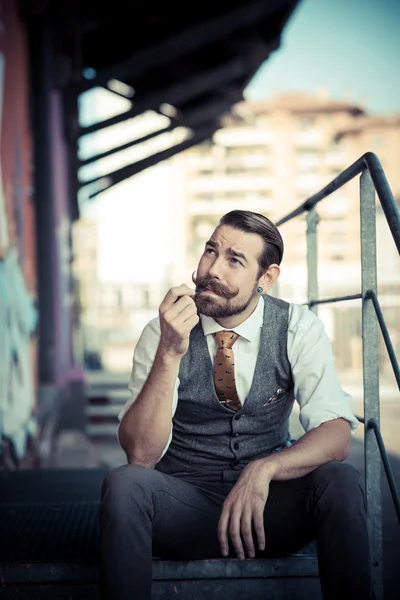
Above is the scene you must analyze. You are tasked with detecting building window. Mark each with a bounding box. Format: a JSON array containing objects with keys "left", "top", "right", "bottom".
[
  {"left": 225, "top": 165, "right": 268, "bottom": 176},
  {"left": 329, "top": 231, "right": 346, "bottom": 244},
  {"left": 226, "top": 165, "right": 247, "bottom": 175},
  {"left": 224, "top": 191, "right": 244, "bottom": 201},
  {"left": 225, "top": 146, "right": 266, "bottom": 158},
  {"left": 192, "top": 193, "right": 215, "bottom": 202},
  {"left": 195, "top": 140, "right": 214, "bottom": 154},
  {"left": 297, "top": 148, "right": 318, "bottom": 157},
  {"left": 298, "top": 116, "right": 315, "bottom": 130},
  {"left": 329, "top": 138, "right": 342, "bottom": 149}
]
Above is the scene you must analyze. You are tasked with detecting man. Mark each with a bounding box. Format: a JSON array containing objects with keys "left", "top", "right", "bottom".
[{"left": 100, "top": 210, "right": 372, "bottom": 600}]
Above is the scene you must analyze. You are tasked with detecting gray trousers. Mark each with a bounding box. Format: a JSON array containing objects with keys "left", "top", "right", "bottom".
[{"left": 99, "top": 461, "right": 373, "bottom": 600}]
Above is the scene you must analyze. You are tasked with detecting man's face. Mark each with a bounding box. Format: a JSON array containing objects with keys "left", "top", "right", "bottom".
[{"left": 194, "top": 225, "right": 264, "bottom": 318}]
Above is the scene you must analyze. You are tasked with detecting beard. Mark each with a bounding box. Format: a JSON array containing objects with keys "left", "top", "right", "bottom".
[
  {"left": 195, "top": 292, "right": 255, "bottom": 318},
  {"left": 192, "top": 272, "right": 257, "bottom": 318}
]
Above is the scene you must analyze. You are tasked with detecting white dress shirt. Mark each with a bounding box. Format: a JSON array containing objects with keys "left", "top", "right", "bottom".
[{"left": 118, "top": 298, "right": 359, "bottom": 459}]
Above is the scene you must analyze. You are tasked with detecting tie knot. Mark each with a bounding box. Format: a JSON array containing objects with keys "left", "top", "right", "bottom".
[{"left": 214, "top": 330, "right": 239, "bottom": 349}]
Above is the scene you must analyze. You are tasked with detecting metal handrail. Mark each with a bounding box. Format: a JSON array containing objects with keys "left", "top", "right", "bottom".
[
  {"left": 356, "top": 416, "right": 400, "bottom": 522},
  {"left": 276, "top": 152, "right": 399, "bottom": 394},
  {"left": 306, "top": 289, "right": 400, "bottom": 391},
  {"left": 276, "top": 152, "right": 400, "bottom": 253},
  {"left": 366, "top": 290, "right": 400, "bottom": 391},
  {"left": 275, "top": 151, "right": 400, "bottom": 600},
  {"left": 307, "top": 293, "right": 362, "bottom": 307}
]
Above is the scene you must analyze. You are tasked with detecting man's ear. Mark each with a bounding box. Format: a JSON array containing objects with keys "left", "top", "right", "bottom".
[{"left": 259, "top": 264, "right": 280, "bottom": 291}]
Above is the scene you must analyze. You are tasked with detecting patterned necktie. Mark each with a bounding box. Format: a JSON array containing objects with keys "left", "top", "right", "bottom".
[{"left": 213, "top": 330, "right": 241, "bottom": 411}]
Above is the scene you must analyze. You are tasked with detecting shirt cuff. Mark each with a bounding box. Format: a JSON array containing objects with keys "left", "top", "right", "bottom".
[{"left": 300, "top": 410, "right": 360, "bottom": 435}]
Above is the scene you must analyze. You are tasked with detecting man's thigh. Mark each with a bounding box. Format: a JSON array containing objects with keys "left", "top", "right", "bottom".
[
  {"left": 259, "top": 473, "right": 316, "bottom": 557},
  {"left": 152, "top": 471, "right": 225, "bottom": 560},
  {"left": 260, "top": 462, "right": 360, "bottom": 557}
]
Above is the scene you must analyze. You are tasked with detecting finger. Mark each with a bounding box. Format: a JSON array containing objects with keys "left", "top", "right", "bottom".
[
  {"left": 240, "top": 510, "right": 255, "bottom": 558},
  {"left": 173, "top": 284, "right": 196, "bottom": 304},
  {"left": 174, "top": 295, "right": 196, "bottom": 313},
  {"left": 163, "top": 289, "right": 194, "bottom": 312},
  {"left": 166, "top": 299, "right": 196, "bottom": 325},
  {"left": 228, "top": 510, "right": 245, "bottom": 560},
  {"left": 164, "top": 296, "right": 195, "bottom": 321},
  {"left": 217, "top": 508, "right": 230, "bottom": 557},
  {"left": 253, "top": 506, "right": 266, "bottom": 552},
  {"left": 171, "top": 304, "right": 197, "bottom": 327},
  {"left": 182, "top": 313, "right": 200, "bottom": 332},
  {"left": 161, "top": 286, "right": 195, "bottom": 311}
]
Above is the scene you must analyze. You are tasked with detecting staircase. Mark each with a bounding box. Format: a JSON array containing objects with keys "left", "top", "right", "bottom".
[{"left": 85, "top": 371, "right": 130, "bottom": 439}]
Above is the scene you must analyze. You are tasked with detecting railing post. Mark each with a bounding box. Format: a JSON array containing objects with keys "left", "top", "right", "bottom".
[
  {"left": 306, "top": 209, "right": 319, "bottom": 315},
  {"left": 360, "top": 169, "right": 382, "bottom": 600}
]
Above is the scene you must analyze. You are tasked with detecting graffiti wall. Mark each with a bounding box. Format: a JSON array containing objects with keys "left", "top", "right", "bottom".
[
  {"left": 0, "top": 250, "right": 38, "bottom": 459},
  {"left": 0, "top": 1, "right": 38, "bottom": 465}
]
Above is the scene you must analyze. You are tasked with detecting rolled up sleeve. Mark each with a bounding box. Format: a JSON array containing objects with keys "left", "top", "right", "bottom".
[
  {"left": 117, "top": 317, "right": 179, "bottom": 457},
  {"left": 288, "top": 305, "right": 359, "bottom": 434},
  {"left": 118, "top": 317, "right": 161, "bottom": 423}
]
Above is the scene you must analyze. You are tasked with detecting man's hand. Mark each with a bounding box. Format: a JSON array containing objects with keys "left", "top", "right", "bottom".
[
  {"left": 218, "top": 460, "right": 274, "bottom": 560},
  {"left": 158, "top": 284, "right": 199, "bottom": 358}
]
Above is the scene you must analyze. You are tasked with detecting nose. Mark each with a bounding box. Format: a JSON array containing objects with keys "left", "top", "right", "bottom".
[{"left": 207, "top": 254, "right": 223, "bottom": 280}]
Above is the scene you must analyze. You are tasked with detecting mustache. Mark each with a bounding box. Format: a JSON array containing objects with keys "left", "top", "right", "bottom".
[{"left": 191, "top": 271, "right": 239, "bottom": 300}]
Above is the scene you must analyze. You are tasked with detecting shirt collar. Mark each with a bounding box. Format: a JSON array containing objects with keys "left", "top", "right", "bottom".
[{"left": 200, "top": 296, "right": 264, "bottom": 342}]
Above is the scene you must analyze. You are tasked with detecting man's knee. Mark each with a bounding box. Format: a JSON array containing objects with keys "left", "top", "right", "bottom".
[
  {"left": 313, "top": 461, "right": 362, "bottom": 490},
  {"left": 101, "top": 464, "right": 158, "bottom": 517},
  {"left": 312, "top": 461, "right": 364, "bottom": 509}
]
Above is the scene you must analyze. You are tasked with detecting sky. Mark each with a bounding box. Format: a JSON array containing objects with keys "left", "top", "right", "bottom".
[{"left": 245, "top": 0, "right": 400, "bottom": 115}]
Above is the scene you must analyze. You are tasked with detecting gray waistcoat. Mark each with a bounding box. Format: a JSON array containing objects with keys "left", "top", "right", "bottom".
[{"left": 155, "top": 295, "right": 294, "bottom": 475}]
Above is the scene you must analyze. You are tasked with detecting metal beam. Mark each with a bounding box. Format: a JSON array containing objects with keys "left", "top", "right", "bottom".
[
  {"left": 79, "top": 93, "right": 240, "bottom": 168},
  {"left": 79, "top": 124, "right": 173, "bottom": 166},
  {"left": 79, "top": 53, "right": 260, "bottom": 136},
  {"left": 84, "top": 123, "right": 218, "bottom": 199},
  {"left": 76, "top": 0, "right": 287, "bottom": 91},
  {"left": 102, "top": 85, "right": 134, "bottom": 101}
]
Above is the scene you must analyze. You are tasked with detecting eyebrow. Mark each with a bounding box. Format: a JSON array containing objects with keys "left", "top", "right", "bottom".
[{"left": 205, "top": 240, "right": 248, "bottom": 263}]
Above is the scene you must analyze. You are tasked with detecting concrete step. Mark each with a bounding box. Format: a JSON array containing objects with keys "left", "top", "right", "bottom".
[
  {"left": 84, "top": 371, "right": 129, "bottom": 438},
  {"left": 0, "top": 554, "right": 321, "bottom": 600}
]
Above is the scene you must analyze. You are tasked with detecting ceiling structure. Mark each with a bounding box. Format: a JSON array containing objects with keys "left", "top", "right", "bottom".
[{"left": 21, "top": 0, "right": 300, "bottom": 199}]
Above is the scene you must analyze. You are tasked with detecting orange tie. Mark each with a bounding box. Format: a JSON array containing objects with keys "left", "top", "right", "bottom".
[{"left": 213, "top": 330, "right": 241, "bottom": 411}]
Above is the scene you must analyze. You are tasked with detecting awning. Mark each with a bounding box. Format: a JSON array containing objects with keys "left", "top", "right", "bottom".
[{"left": 21, "top": 0, "right": 299, "bottom": 199}]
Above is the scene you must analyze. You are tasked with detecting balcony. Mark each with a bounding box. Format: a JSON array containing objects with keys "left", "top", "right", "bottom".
[
  {"left": 188, "top": 174, "right": 273, "bottom": 194},
  {"left": 214, "top": 127, "right": 273, "bottom": 147},
  {"left": 295, "top": 129, "right": 321, "bottom": 148},
  {"left": 188, "top": 197, "right": 275, "bottom": 215}
]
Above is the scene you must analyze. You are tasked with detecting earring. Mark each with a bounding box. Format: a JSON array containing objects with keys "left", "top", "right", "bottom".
[{"left": 257, "top": 287, "right": 263, "bottom": 293}]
